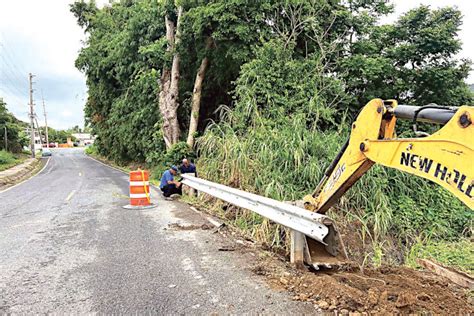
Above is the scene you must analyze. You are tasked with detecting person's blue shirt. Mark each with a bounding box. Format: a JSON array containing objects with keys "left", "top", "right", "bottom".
[
  {"left": 180, "top": 163, "right": 196, "bottom": 174},
  {"left": 160, "top": 170, "right": 174, "bottom": 189}
]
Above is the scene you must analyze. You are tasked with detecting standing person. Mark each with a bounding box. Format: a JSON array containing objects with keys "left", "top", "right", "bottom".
[
  {"left": 160, "top": 166, "right": 182, "bottom": 198},
  {"left": 179, "top": 158, "right": 197, "bottom": 175}
]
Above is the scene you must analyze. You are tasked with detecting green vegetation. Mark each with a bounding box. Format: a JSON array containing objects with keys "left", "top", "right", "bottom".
[
  {"left": 406, "top": 238, "right": 474, "bottom": 275},
  {"left": 0, "top": 98, "right": 30, "bottom": 171},
  {"left": 84, "top": 144, "right": 99, "bottom": 156},
  {"left": 0, "top": 98, "right": 29, "bottom": 153},
  {"left": 73, "top": 0, "right": 473, "bottom": 271},
  {"left": 0, "top": 150, "right": 28, "bottom": 171},
  {"left": 197, "top": 39, "right": 473, "bottom": 267},
  {"left": 46, "top": 127, "right": 78, "bottom": 144}
]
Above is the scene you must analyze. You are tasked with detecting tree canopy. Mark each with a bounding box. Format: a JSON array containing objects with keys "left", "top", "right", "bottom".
[
  {"left": 72, "top": 0, "right": 472, "bottom": 163},
  {"left": 0, "top": 98, "right": 29, "bottom": 152}
]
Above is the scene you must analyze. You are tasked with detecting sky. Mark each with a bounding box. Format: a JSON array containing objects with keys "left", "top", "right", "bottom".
[
  {"left": 0, "top": 0, "right": 473, "bottom": 130},
  {"left": 0, "top": 0, "right": 108, "bottom": 130}
]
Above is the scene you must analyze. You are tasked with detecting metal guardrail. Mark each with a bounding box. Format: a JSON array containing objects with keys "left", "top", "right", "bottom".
[{"left": 181, "top": 174, "right": 332, "bottom": 245}]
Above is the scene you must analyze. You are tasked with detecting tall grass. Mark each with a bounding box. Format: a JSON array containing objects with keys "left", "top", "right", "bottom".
[
  {"left": 194, "top": 39, "right": 472, "bottom": 267},
  {"left": 406, "top": 238, "right": 474, "bottom": 274},
  {"left": 197, "top": 116, "right": 343, "bottom": 250},
  {"left": 197, "top": 114, "right": 472, "bottom": 264}
]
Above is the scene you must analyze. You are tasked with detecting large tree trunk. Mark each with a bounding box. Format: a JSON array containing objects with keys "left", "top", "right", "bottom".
[
  {"left": 186, "top": 38, "right": 212, "bottom": 148},
  {"left": 159, "top": 7, "right": 182, "bottom": 149},
  {"left": 159, "top": 68, "right": 172, "bottom": 148}
]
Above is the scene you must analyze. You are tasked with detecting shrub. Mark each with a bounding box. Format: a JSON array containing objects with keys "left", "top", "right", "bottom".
[
  {"left": 84, "top": 144, "right": 98, "bottom": 156},
  {"left": 148, "top": 142, "right": 195, "bottom": 180},
  {"left": 0, "top": 150, "right": 17, "bottom": 165}
]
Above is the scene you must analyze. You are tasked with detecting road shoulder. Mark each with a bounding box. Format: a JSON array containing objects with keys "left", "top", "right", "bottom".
[{"left": 0, "top": 157, "right": 48, "bottom": 192}]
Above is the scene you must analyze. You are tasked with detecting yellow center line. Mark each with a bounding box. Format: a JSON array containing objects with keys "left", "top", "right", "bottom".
[{"left": 66, "top": 190, "right": 76, "bottom": 202}]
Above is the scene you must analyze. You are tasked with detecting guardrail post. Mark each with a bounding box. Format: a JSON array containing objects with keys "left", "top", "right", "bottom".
[
  {"left": 290, "top": 229, "right": 305, "bottom": 269},
  {"left": 182, "top": 173, "right": 197, "bottom": 197},
  {"left": 188, "top": 182, "right": 196, "bottom": 198}
]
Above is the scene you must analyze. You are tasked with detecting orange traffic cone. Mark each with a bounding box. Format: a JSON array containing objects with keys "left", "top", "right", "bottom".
[{"left": 123, "top": 169, "right": 157, "bottom": 209}]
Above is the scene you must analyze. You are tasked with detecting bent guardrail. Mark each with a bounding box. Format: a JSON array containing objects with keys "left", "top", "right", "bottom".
[{"left": 181, "top": 174, "right": 346, "bottom": 268}]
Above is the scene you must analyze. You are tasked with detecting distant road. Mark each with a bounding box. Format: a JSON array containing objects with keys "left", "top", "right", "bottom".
[{"left": 0, "top": 148, "right": 315, "bottom": 313}]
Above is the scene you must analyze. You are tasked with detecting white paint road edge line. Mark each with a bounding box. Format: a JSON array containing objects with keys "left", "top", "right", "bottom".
[
  {"left": 85, "top": 154, "right": 128, "bottom": 175},
  {"left": 86, "top": 154, "right": 159, "bottom": 189},
  {"left": 86, "top": 154, "right": 161, "bottom": 194},
  {"left": 0, "top": 157, "right": 51, "bottom": 194}
]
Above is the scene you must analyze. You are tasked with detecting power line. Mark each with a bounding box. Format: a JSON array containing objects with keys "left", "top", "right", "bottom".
[
  {"left": 0, "top": 87, "right": 27, "bottom": 107},
  {"left": 0, "top": 39, "right": 29, "bottom": 76},
  {"left": 0, "top": 68, "right": 27, "bottom": 92},
  {"left": 0, "top": 49, "right": 29, "bottom": 98},
  {"left": 0, "top": 76, "right": 27, "bottom": 98},
  {"left": 0, "top": 37, "right": 30, "bottom": 106},
  {"left": 0, "top": 90, "right": 26, "bottom": 105},
  {"left": 0, "top": 53, "right": 28, "bottom": 85},
  {"left": 0, "top": 70, "right": 28, "bottom": 99}
]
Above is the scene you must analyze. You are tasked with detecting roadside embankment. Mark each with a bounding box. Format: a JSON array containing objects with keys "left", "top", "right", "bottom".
[
  {"left": 0, "top": 157, "right": 44, "bottom": 191},
  {"left": 0, "top": 150, "right": 29, "bottom": 172}
]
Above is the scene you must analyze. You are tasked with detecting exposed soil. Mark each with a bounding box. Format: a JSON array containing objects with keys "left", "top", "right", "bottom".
[
  {"left": 188, "top": 202, "right": 473, "bottom": 314},
  {"left": 214, "top": 224, "right": 473, "bottom": 314},
  {"left": 251, "top": 249, "right": 473, "bottom": 314}
]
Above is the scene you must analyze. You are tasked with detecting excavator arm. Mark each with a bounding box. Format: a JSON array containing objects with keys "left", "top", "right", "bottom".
[
  {"left": 305, "top": 98, "right": 473, "bottom": 212},
  {"left": 303, "top": 99, "right": 473, "bottom": 269}
]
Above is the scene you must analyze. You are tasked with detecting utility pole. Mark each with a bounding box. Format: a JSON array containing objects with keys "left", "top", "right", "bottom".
[
  {"left": 28, "top": 73, "right": 35, "bottom": 158},
  {"left": 41, "top": 92, "right": 49, "bottom": 148},
  {"left": 34, "top": 116, "right": 44, "bottom": 148}
]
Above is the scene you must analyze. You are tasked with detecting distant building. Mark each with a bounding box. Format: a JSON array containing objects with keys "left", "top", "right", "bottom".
[
  {"left": 24, "top": 127, "right": 44, "bottom": 150},
  {"left": 71, "top": 133, "right": 95, "bottom": 146}
]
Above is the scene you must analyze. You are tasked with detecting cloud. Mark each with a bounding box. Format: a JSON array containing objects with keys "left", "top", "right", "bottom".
[
  {"left": 0, "top": 0, "right": 88, "bottom": 130},
  {"left": 61, "top": 110, "right": 73, "bottom": 118},
  {"left": 1, "top": 0, "right": 473, "bottom": 133}
]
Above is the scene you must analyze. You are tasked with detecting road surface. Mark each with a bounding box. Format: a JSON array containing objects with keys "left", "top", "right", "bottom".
[{"left": 0, "top": 148, "right": 315, "bottom": 313}]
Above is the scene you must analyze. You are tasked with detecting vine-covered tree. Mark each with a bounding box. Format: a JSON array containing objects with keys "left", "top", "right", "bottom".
[{"left": 71, "top": 0, "right": 472, "bottom": 163}]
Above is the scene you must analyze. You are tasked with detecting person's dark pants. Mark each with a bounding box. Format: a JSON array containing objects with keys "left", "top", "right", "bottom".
[{"left": 161, "top": 184, "right": 182, "bottom": 197}]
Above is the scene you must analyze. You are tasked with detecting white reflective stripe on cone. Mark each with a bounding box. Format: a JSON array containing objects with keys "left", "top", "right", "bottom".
[
  {"left": 129, "top": 181, "right": 150, "bottom": 186},
  {"left": 130, "top": 193, "right": 149, "bottom": 198}
]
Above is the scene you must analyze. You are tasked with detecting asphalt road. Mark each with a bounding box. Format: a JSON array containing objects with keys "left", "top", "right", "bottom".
[{"left": 0, "top": 148, "right": 316, "bottom": 313}]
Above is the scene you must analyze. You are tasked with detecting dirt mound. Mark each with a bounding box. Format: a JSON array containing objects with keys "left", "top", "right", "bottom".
[
  {"left": 257, "top": 261, "right": 473, "bottom": 314},
  {"left": 204, "top": 207, "right": 472, "bottom": 314}
]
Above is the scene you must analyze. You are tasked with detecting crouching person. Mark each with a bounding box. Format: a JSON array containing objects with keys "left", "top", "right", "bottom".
[{"left": 160, "top": 165, "right": 182, "bottom": 198}]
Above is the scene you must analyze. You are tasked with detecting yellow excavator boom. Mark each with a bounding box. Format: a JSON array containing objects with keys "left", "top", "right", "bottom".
[{"left": 303, "top": 99, "right": 473, "bottom": 268}]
